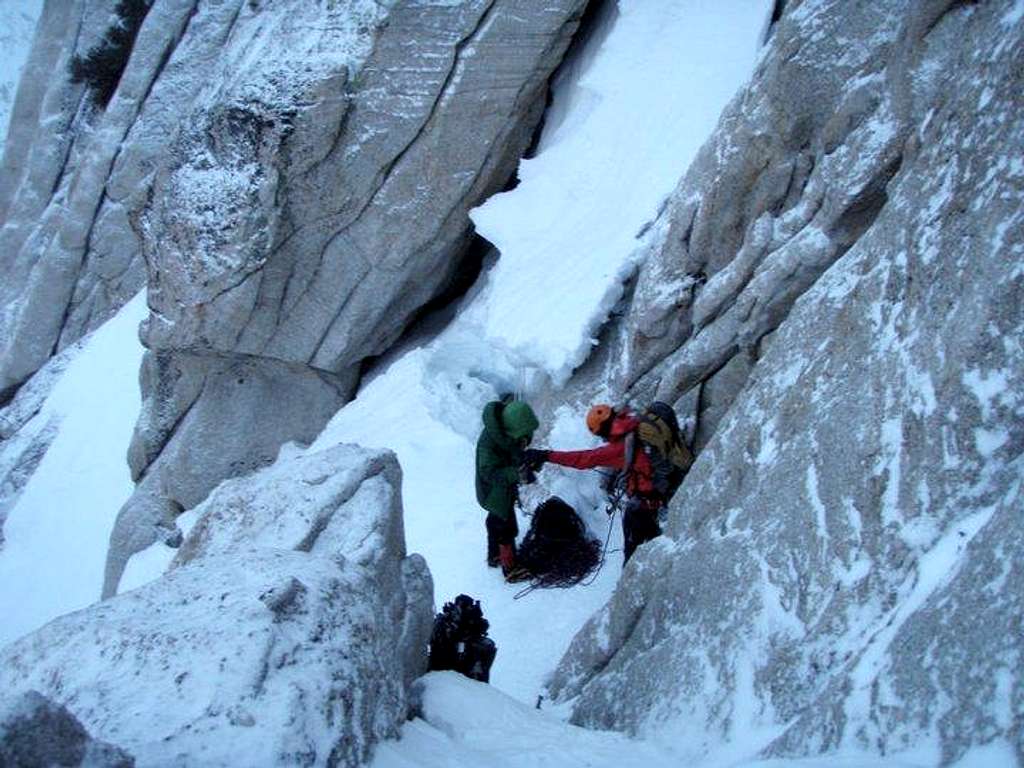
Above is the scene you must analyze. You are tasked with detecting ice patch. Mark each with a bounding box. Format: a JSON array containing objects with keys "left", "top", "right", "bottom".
[
  {"left": 1001, "top": 0, "right": 1024, "bottom": 26},
  {"left": 963, "top": 367, "right": 1011, "bottom": 422},
  {"left": 974, "top": 428, "right": 1009, "bottom": 457},
  {"left": 805, "top": 464, "right": 828, "bottom": 541},
  {"left": 876, "top": 415, "right": 904, "bottom": 525},
  {"left": 756, "top": 425, "right": 779, "bottom": 466}
]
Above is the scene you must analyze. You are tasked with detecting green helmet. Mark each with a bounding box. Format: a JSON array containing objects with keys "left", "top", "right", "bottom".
[{"left": 501, "top": 400, "right": 539, "bottom": 440}]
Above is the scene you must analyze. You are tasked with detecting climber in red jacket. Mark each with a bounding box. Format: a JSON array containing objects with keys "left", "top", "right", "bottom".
[{"left": 524, "top": 404, "right": 664, "bottom": 564}]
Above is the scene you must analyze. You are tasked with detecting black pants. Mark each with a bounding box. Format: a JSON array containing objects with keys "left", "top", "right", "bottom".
[
  {"left": 486, "top": 513, "right": 518, "bottom": 562},
  {"left": 622, "top": 498, "right": 662, "bottom": 564}
]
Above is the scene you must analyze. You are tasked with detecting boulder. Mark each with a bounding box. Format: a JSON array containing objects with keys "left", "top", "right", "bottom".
[
  {"left": 2, "top": 442, "right": 433, "bottom": 767},
  {"left": 549, "top": 1, "right": 1024, "bottom": 764},
  {"left": 0, "top": 691, "right": 133, "bottom": 768}
]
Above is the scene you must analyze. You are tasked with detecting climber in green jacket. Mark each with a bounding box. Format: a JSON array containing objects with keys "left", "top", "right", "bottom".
[{"left": 475, "top": 398, "right": 539, "bottom": 583}]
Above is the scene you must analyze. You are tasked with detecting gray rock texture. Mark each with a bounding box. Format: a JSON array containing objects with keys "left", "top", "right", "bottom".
[
  {"left": 0, "top": 0, "right": 41, "bottom": 151},
  {"left": 550, "top": 0, "right": 1024, "bottom": 764},
  {"left": 0, "top": 443, "right": 433, "bottom": 767},
  {"left": 56, "top": 0, "right": 586, "bottom": 595},
  {"left": 0, "top": 0, "right": 239, "bottom": 401},
  {"left": 0, "top": 691, "right": 134, "bottom": 768},
  {"left": 616, "top": 0, "right": 956, "bottom": 445}
]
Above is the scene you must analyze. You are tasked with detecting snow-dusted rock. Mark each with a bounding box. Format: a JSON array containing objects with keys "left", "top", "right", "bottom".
[
  {"left": 0, "top": 0, "right": 233, "bottom": 400},
  {"left": 0, "top": 691, "right": 134, "bottom": 768},
  {"left": 0, "top": 0, "right": 42, "bottom": 151},
  {"left": 619, "top": 0, "right": 976, "bottom": 442},
  {"left": 0, "top": 343, "right": 77, "bottom": 545},
  {"left": 40, "top": 0, "right": 586, "bottom": 591},
  {"left": 550, "top": 0, "right": 1024, "bottom": 764},
  {"left": 102, "top": 352, "right": 351, "bottom": 596},
  {"left": 2, "top": 443, "right": 433, "bottom": 767},
  {"left": 140, "top": 0, "right": 586, "bottom": 371}
]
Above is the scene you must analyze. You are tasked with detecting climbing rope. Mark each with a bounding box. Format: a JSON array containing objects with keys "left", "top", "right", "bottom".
[{"left": 512, "top": 480, "right": 622, "bottom": 599}]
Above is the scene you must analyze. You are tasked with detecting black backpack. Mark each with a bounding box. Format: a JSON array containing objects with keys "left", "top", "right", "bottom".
[
  {"left": 627, "top": 401, "right": 693, "bottom": 501},
  {"left": 427, "top": 595, "right": 497, "bottom": 683}
]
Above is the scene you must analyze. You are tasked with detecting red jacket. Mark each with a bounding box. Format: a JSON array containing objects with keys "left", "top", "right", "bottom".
[{"left": 546, "top": 412, "right": 659, "bottom": 501}]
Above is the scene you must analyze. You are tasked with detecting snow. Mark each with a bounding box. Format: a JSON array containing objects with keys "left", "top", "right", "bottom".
[
  {"left": 1002, "top": 0, "right": 1024, "bottom": 27},
  {"left": 0, "top": 0, "right": 41, "bottom": 150},
  {"left": 468, "top": 0, "right": 769, "bottom": 385},
  {"left": 1, "top": 1, "right": 919, "bottom": 766},
  {"left": 371, "top": 672, "right": 679, "bottom": 768},
  {"left": 0, "top": 292, "right": 147, "bottom": 648},
  {"left": 434, "top": 631, "right": 1017, "bottom": 768},
  {"left": 309, "top": 339, "right": 625, "bottom": 704}
]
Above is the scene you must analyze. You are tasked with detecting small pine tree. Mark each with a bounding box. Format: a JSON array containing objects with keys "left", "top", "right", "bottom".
[{"left": 70, "top": 0, "right": 152, "bottom": 108}]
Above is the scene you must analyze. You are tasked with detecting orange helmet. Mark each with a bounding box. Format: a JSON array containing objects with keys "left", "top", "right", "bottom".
[{"left": 585, "top": 404, "right": 614, "bottom": 436}]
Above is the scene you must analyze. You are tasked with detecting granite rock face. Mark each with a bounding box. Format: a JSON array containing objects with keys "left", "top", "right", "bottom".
[
  {"left": 0, "top": 0, "right": 243, "bottom": 402},
  {"left": 615, "top": 0, "right": 964, "bottom": 445},
  {"left": 550, "top": 0, "right": 1024, "bottom": 763},
  {"left": 1, "top": 443, "right": 433, "bottom": 767},
  {"left": 140, "top": 0, "right": 587, "bottom": 372},
  {"left": 17, "top": 0, "right": 587, "bottom": 593}
]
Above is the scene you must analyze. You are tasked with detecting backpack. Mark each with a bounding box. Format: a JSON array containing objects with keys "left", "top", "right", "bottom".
[
  {"left": 427, "top": 594, "right": 497, "bottom": 683},
  {"left": 627, "top": 401, "right": 693, "bottom": 501}
]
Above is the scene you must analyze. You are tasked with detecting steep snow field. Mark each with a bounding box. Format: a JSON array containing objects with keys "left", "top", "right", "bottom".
[
  {"left": 372, "top": 674, "right": 1011, "bottom": 768},
  {"left": 469, "top": 0, "right": 770, "bottom": 384},
  {"left": 0, "top": 0, "right": 42, "bottom": 149},
  {"left": 0, "top": 292, "right": 147, "bottom": 648}
]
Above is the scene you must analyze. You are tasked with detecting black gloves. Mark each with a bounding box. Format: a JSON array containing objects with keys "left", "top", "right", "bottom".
[
  {"left": 518, "top": 465, "right": 537, "bottom": 486},
  {"left": 522, "top": 449, "right": 550, "bottom": 471}
]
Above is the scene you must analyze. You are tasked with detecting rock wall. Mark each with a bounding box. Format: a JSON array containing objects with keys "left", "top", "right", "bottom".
[
  {"left": 0, "top": 0, "right": 245, "bottom": 402},
  {"left": 21, "top": 0, "right": 590, "bottom": 595},
  {"left": 0, "top": 443, "right": 433, "bottom": 767},
  {"left": 550, "top": 0, "right": 1023, "bottom": 763}
]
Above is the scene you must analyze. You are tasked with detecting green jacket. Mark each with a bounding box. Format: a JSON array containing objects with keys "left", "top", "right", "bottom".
[{"left": 475, "top": 401, "right": 528, "bottom": 521}]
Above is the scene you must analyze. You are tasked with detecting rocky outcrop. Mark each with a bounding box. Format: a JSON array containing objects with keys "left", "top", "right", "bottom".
[
  {"left": 81, "top": 0, "right": 589, "bottom": 594},
  {"left": 550, "top": 0, "right": 1023, "bottom": 763},
  {"left": 0, "top": 0, "right": 41, "bottom": 151},
  {"left": 2, "top": 442, "right": 433, "bottom": 767},
  {"left": 0, "top": 342, "right": 79, "bottom": 546},
  {"left": 616, "top": 0, "right": 948, "bottom": 444},
  {"left": 0, "top": 691, "right": 134, "bottom": 768},
  {"left": 0, "top": 0, "right": 244, "bottom": 403}
]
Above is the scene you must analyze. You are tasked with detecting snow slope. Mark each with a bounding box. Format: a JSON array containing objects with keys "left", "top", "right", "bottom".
[
  {"left": 469, "top": 0, "right": 768, "bottom": 384},
  {"left": 0, "top": 292, "right": 147, "bottom": 648},
  {"left": 371, "top": 674, "right": 1010, "bottom": 768},
  {"left": 0, "top": 0, "right": 41, "bottom": 150},
  {"left": 2, "top": 0, "right": 780, "bottom": 762}
]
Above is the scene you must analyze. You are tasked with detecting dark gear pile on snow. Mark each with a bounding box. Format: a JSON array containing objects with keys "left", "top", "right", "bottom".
[
  {"left": 631, "top": 401, "right": 693, "bottom": 501},
  {"left": 515, "top": 497, "right": 601, "bottom": 589},
  {"left": 427, "top": 594, "right": 497, "bottom": 683}
]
